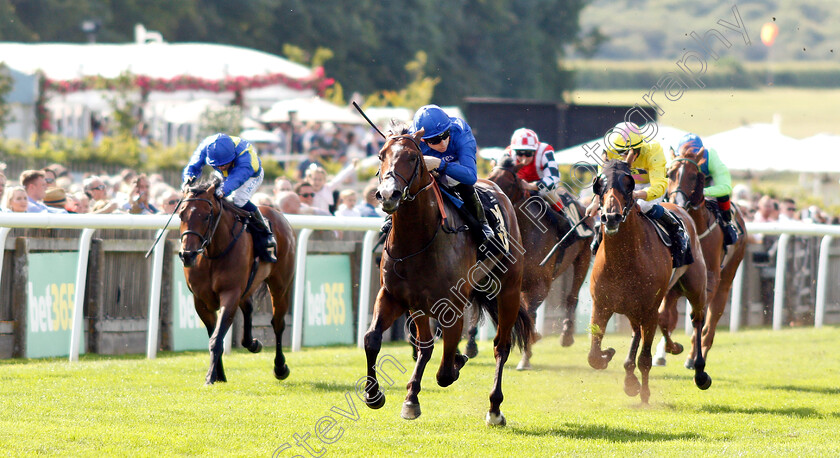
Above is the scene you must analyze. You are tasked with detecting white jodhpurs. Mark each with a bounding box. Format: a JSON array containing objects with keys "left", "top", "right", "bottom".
[{"left": 228, "top": 168, "right": 264, "bottom": 207}]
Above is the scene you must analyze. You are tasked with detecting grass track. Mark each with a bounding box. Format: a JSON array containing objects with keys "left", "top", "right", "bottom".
[{"left": 1, "top": 327, "right": 839, "bottom": 456}]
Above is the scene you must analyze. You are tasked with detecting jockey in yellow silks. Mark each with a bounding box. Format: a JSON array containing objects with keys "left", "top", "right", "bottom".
[{"left": 586, "top": 122, "right": 691, "bottom": 267}]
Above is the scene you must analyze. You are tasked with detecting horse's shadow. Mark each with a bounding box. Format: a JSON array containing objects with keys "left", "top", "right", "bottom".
[
  {"left": 510, "top": 422, "right": 701, "bottom": 442},
  {"left": 300, "top": 381, "right": 360, "bottom": 393},
  {"left": 761, "top": 384, "right": 840, "bottom": 395},
  {"left": 699, "top": 404, "right": 823, "bottom": 419}
]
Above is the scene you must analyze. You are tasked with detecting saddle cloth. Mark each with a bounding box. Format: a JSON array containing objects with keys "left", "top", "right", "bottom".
[{"left": 438, "top": 183, "right": 512, "bottom": 260}]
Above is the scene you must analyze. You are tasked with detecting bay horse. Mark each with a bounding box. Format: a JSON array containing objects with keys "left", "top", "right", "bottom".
[
  {"left": 589, "top": 159, "right": 711, "bottom": 404},
  {"left": 365, "top": 127, "right": 534, "bottom": 426},
  {"left": 178, "top": 177, "right": 296, "bottom": 385},
  {"left": 660, "top": 148, "right": 747, "bottom": 368},
  {"left": 474, "top": 156, "right": 592, "bottom": 370}
]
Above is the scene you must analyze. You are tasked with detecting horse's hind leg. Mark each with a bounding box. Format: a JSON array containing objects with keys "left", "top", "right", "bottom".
[
  {"left": 698, "top": 277, "right": 731, "bottom": 365},
  {"left": 623, "top": 322, "right": 642, "bottom": 397},
  {"left": 436, "top": 314, "right": 465, "bottom": 388},
  {"left": 654, "top": 289, "right": 684, "bottom": 366},
  {"left": 487, "top": 289, "right": 520, "bottom": 426},
  {"left": 266, "top": 276, "right": 291, "bottom": 380},
  {"left": 465, "top": 307, "right": 479, "bottom": 358},
  {"left": 240, "top": 294, "right": 263, "bottom": 353},
  {"left": 517, "top": 295, "right": 541, "bottom": 371},
  {"left": 588, "top": 303, "right": 616, "bottom": 370},
  {"left": 193, "top": 297, "right": 218, "bottom": 384},
  {"left": 363, "top": 289, "right": 405, "bottom": 409},
  {"left": 402, "top": 316, "right": 434, "bottom": 420},
  {"left": 206, "top": 291, "right": 239, "bottom": 385}
]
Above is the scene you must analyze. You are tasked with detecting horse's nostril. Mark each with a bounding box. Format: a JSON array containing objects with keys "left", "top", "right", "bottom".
[{"left": 375, "top": 191, "right": 382, "bottom": 200}]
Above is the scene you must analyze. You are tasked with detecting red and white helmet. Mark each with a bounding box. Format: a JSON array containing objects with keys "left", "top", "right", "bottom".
[{"left": 510, "top": 128, "right": 539, "bottom": 151}]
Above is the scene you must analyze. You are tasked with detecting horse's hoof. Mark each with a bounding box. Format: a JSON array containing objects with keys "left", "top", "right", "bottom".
[
  {"left": 465, "top": 341, "right": 479, "bottom": 359},
  {"left": 695, "top": 372, "right": 712, "bottom": 390},
  {"left": 486, "top": 411, "right": 506, "bottom": 426},
  {"left": 401, "top": 402, "right": 421, "bottom": 420},
  {"left": 516, "top": 359, "right": 532, "bottom": 371},
  {"left": 652, "top": 356, "right": 667, "bottom": 367},
  {"left": 454, "top": 354, "right": 469, "bottom": 370},
  {"left": 668, "top": 342, "right": 684, "bottom": 355},
  {"left": 561, "top": 333, "right": 575, "bottom": 347},
  {"left": 247, "top": 339, "right": 263, "bottom": 353},
  {"left": 365, "top": 392, "right": 386, "bottom": 410},
  {"left": 684, "top": 358, "right": 696, "bottom": 370},
  {"left": 274, "top": 364, "right": 290, "bottom": 380},
  {"left": 624, "top": 377, "right": 641, "bottom": 397}
]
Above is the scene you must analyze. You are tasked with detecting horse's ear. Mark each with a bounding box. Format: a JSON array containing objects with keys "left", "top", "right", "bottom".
[
  {"left": 696, "top": 147, "right": 707, "bottom": 167},
  {"left": 668, "top": 146, "right": 676, "bottom": 161},
  {"left": 601, "top": 149, "right": 609, "bottom": 163},
  {"left": 591, "top": 175, "right": 604, "bottom": 196},
  {"left": 413, "top": 128, "right": 425, "bottom": 145}
]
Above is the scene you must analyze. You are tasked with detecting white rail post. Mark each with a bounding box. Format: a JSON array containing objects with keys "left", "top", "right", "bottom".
[
  {"left": 729, "top": 264, "right": 745, "bottom": 332},
  {"left": 535, "top": 301, "right": 546, "bottom": 335},
  {"left": 292, "top": 228, "right": 313, "bottom": 352},
  {"left": 357, "top": 230, "right": 379, "bottom": 348},
  {"left": 772, "top": 233, "right": 791, "bottom": 331},
  {"left": 815, "top": 235, "right": 832, "bottom": 328},
  {"left": 0, "top": 227, "right": 11, "bottom": 287},
  {"left": 69, "top": 228, "right": 96, "bottom": 362},
  {"left": 146, "top": 229, "right": 168, "bottom": 359}
]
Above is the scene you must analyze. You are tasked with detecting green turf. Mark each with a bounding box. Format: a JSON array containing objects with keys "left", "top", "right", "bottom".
[{"left": 1, "top": 327, "right": 839, "bottom": 456}]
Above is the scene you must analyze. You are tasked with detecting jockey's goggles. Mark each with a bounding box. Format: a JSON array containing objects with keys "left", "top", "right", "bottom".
[
  {"left": 514, "top": 150, "right": 535, "bottom": 158},
  {"left": 424, "top": 129, "right": 450, "bottom": 145}
]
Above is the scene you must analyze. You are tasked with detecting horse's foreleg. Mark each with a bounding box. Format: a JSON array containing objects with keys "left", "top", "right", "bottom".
[
  {"left": 206, "top": 291, "right": 239, "bottom": 385},
  {"left": 240, "top": 295, "right": 262, "bottom": 353},
  {"left": 638, "top": 316, "right": 657, "bottom": 404},
  {"left": 487, "top": 290, "right": 519, "bottom": 427},
  {"left": 588, "top": 303, "right": 615, "bottom": 370},
  {"left": 654, "top": 290, "right": 684, "bottom": 366},
  {"left": 623, "top": 322, "right": 642, "bottom": 397},
  {"left": 402, "top": 316, "right": 434, "bottom": 420},
  {"left": 691, "top": 303, "right": 712, "bottom": 390},
  {"left": 700, "top": 280, "right": 731, "bottom": 364},
  {"left": 517, "top": 294, "right": 541, "bottom": 371},
  {"left": 363, "top": 289, "right": 404, "bottom": 410},
  {"left": 465, "top": 306, "right": 479, "bottom": 358},
  {"left": 436, "top": 316, "right": 464, "bottom": 388},
  {"left": 562, "top": 247, "right": 591, "bottom": 347}
]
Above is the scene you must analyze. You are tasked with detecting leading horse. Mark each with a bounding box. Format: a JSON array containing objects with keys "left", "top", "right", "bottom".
[
  {"left": 660, "top": 148, "right": 747, "bottom": 368},
  {"left": 364, "top": 127, "right": 534, "bottom": 426},
  {"left": 476, "top": 156, "right": 592, "bottom": 370},
  {"left": 179, "top": 177, "right": 296, "bottom": 385},
  {"left": 588, "top": 160, "right": 711, "bottom": 403}
]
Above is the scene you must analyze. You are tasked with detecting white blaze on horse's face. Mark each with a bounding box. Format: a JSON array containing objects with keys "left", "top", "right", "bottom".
[{"left": 377, "top": 176, "right": 398, "bottom": 202}]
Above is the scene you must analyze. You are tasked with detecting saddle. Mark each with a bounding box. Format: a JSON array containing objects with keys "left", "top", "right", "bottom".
[
  {"left": 224, "top": 202, "right": 275, "bottom": 262},
  {"left": 438, "top": 183, "right": 512, "bottom": 261},
  {"left": 640, "top": 210, "right": 693, "bottom": 268}
]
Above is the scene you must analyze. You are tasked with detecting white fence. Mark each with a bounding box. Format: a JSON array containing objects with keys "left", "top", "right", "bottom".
[{"left": 1, "top": 214, "right": 838, "bottom": 362}]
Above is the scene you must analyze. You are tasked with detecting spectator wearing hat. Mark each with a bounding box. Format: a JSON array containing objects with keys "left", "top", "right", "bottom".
[
  {"left": 83, "top": 176, "right": 119, "bottom": 214},
  {"left": 44, "top": 188, "right": 69, "bottom": 213}
]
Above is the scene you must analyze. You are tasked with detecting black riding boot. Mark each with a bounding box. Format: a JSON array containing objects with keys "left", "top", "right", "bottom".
[
  {"left": 250, "top": 210, "right": 278, "bottom": 263},
  {"left": 657, "top": 209, "right": 692, "bottom": 268},
  {"left": 721, "top": 208, "right": 738, "bottom": 246},
  {"left": 463, "top": 188, "right": 494, "bottom": 242},
  {"left": 590, "top": 219, "right": 602, "bottom": 255}
]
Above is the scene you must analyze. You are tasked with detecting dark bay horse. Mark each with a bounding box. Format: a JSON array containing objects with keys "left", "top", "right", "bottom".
[
  {"left": 661, "top": 148, "right": 747, "bottom": 368},
  {"left": 179, "top": 178, "right": 296, "bottom": 385},
  {"left": 477, "top": 156, "right": 592, "bottom": 370},
  {"left": 589, "top": 160, "right": 711, "bottom": 404},
  {"left": 365, "top": 127, "right": 534, "bottom": 426}
]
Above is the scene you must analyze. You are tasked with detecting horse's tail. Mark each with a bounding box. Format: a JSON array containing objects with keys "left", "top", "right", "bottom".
[{"left": 474, "top": 296, "right": 535, "bottom": 353}]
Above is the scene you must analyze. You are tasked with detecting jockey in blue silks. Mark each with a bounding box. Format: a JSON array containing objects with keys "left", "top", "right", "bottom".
[
  {"left": 182, "top": 133, "right": 277, "bottom": 262},
  {"left": 410, "top": 104, "right": 494, "bottom": 241}
]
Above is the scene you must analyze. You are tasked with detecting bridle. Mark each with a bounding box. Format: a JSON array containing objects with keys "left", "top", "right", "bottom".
[
  {"left": 597, "top": 170, "right": 635, "bottom": 226},
  {"left": 669, "top": 157, "right": 704, "bottom": 210},
  {"left": 379, "top": 135, "right": 434, "bottom": 202},
  {"left": 179, "top": 195, "right": 223, "bottom": 258}
]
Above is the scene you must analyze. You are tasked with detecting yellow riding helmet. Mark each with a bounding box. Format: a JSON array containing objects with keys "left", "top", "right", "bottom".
[{"left": 609, "top": 122, "right": 644, "bottom": 153}]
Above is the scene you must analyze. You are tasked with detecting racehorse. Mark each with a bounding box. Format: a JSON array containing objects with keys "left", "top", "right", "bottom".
[
  {"left": 472, "top": 156, "right": 592, "bottom": 370},
  {"left": 178, "top": 177, "right": 296, "bottom": 385},
  {"left": 588, "top": 159, "right": 711, "bottom": 403},
  {"left": 365, "top": 126, "right": 534, "bottom": 426},
  {"left": 661, "top": 148, "right": 747, "bottom": 368}
]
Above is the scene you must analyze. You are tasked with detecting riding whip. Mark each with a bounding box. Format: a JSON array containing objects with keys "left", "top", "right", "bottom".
[
  {"left": 144, "top": 195, "right": 184, "bottom": 258},
  {"left": 352, "top": 101, "right": 387, "bottom": 139},
  {"left": 538, "top": 218, "right": 587, "bottom": 267}
]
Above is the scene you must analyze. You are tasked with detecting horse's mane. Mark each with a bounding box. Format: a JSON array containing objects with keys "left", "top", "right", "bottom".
[
  {"left": 498, "top": 156, "right": 516, "bottom": 169},
  {"left": 188, "top": 175, "right": 222, "bottom": 195},
  {"left": 386, "top": 122, "right": 411, "bottom": 137}
]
